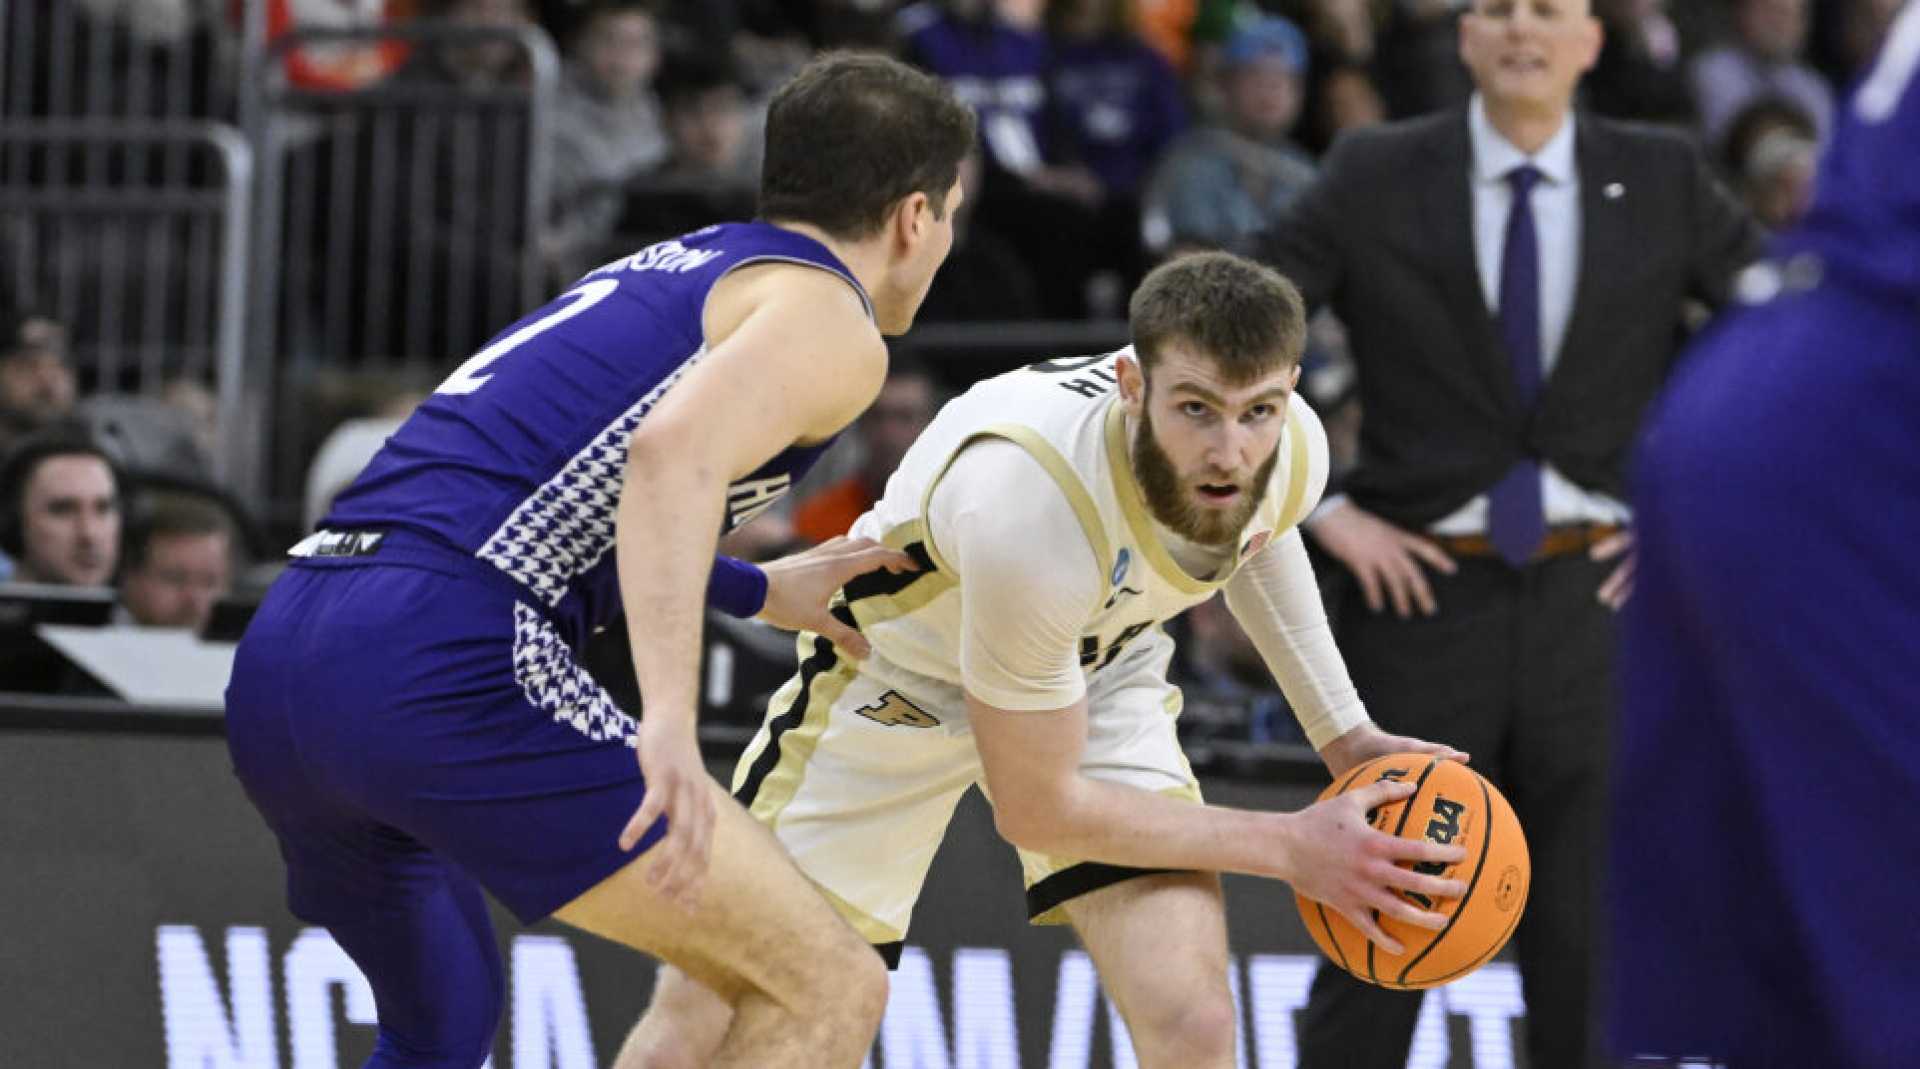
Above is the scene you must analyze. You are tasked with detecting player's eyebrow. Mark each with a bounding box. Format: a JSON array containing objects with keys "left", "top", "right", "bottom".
[{"left": 1168, "top": 381, "right": 1290, "bottom": 408}]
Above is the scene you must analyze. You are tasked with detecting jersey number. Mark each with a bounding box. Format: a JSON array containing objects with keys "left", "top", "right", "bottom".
[{"left": 435, "top": 278, "right": 621, "bottom": 396}]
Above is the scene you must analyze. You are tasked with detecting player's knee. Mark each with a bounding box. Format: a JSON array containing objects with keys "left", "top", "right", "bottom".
[
  {"left": 1131, "top": 983, "right": 1237, "bottom": 1063},
  {"left": 807, "top": 939, "right": 888, "bottom": 1033},
  {"left": 374, "top": 955, "right": 503, "bottom": 1067}
]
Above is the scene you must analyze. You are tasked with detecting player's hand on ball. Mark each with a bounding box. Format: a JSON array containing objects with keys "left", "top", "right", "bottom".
[
  {"left": 621, "top": 720, "right": 716, "bottom": 911},
  {"left": 1320, "top": 723, "right": 1469, "bottom": 778},
  {"left": 758, "top": 536, "right": 917, "bottom": 658},
  {"left": 1285, "top": 779, "right": 1468, "bottom": 954}
]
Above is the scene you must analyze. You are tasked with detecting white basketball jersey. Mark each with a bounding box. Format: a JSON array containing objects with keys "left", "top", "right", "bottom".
[{"left": 841, "top": 347, "right": 1328, "bottom": 700}]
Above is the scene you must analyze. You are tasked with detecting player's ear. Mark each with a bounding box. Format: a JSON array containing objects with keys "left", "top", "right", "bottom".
[
  {"left": 1115, "top": 351, "right": 1146, "bottom": 412},
  {"left": 894, "top": 190, "right": 930, "bottom": 252}
]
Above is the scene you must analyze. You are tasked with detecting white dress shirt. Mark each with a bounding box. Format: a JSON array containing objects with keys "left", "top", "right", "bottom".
[{"left": 1428, "top": 96, "right": 1631, "bottom": 535}]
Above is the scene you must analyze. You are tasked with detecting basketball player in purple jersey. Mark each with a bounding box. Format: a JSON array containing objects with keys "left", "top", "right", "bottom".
[
  {"left": 224, "top": 54, "right": 974, "bottom": 1068},
  {"left": 1610, "top": 5, "right": 1920, "bottom": 1065}
]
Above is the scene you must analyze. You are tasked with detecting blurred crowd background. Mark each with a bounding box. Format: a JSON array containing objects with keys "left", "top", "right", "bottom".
[{"left": 0, "top": 0, "right": 1901, "bottom": 747}]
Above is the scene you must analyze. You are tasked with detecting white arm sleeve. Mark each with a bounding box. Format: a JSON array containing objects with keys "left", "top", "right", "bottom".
[
  {"left": 1222, "top": 528, "right": 1370, "bottom": 749},
  {"left": 926, "top": 439, "right": 1102, "bottom": 711}
]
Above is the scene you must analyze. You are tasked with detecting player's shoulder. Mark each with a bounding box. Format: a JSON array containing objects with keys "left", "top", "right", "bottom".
[{"left": 1274, "top": 391, "right": 1332, "bottom": 526}]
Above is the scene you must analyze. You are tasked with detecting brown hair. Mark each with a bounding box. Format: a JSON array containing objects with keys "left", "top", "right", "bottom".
[
  {"left": 1128, "top": 251, "right": 1307, "bottom": 385},
  {"left": 759, "top": 51, "right": 977, "bottom": 240}
]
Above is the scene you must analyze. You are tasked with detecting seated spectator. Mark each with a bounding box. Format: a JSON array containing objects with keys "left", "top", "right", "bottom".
[
  {"left": 655, "top": 52, "right": 761, "bottom": 191},
  {"left": 1143, "top": 13, "right": 1317, "bottom": 255},
  {"left": 1723, "top": 96, "right": 1820, "bottom": 231},
  {"left": 546, "top": 0, "right": 670, "bottom": 280},
  {"left": 1046, "top": 0, "right": 1189, "bottom": 206},
  {"left": 791, "top": 362, "right": 939, "bottom": 545},
  {"left": 0, "top": 309, "right": 79, "bottom": 459},
  {"left": 620, "top": 53, "right": 762, "bottom": 241},
  {"left": 1691, "top": 0, "right": 1835, "bottom": 151},
  {"left": 119, "top": 492, "right": 234, "bottom": 631},
  {"left": 0, "top": 427, "right": 121, "bottom": 588}
]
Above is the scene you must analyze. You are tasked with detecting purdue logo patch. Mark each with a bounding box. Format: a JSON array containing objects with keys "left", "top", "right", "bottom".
[{"left": 853, "top": 690, "right": 940, "bottom": 729}]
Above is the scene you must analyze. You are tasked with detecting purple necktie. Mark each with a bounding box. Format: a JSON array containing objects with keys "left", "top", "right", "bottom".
[{"left": 1488, "top": 164, "right": 1546, "bottom": 567}]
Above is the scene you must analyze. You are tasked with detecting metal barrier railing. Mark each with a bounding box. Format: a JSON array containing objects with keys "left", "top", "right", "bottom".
[
  {"left": 1, "top": 0, "right": 234, "bottom": 123},
  {"left": 0, "top": 120, "right": 252, "bottom": 488}
]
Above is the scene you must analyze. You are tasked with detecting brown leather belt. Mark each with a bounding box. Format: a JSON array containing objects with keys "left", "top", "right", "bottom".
[{"left": 1428, "top": 523, "right": 1624, "bottom": 562}]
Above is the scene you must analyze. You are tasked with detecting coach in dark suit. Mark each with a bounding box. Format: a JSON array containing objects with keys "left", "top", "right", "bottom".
[{"left": 1253, "top": 2, "right": 1761, "bottom": 1066}]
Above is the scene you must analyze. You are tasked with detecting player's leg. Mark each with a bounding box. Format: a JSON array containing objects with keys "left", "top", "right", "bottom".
[
  {"left": 323, "top": 863, "right": 505, "bottom": 1068},
  {"left": 1033, "top": 637, "right": 1237, "bottom": 1068},
  {"left": 614, "top": 963, "right": 732, "bottom": 1069},
  {"left": 552, "top": 777, "right": 887, "bottom": 1069},
  {"left": 615, "top": 643, "right": 981, "bottom": 1068},
  {"left": 226, "top": 570, "right": 507, "bottom": 1068},
  {"left": 1063, "top": 871, "right": 1239, "bottom": 1069}
]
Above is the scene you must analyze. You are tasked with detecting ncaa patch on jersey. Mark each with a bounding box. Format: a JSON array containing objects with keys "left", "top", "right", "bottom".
[{"left": 1111, "top": 547, "right": 1132, "bottom": 587}]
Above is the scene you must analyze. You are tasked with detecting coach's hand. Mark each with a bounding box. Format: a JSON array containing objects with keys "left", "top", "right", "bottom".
[
  {"left": 1284, "top": 779, "right": 1469, "bottom": 955},
  {"left": 1319, "top": 722, "right": 1469, "bottom": 779},
  {"left": 1592, "top": 528, "right": 1635, "bottom": 611},
  {"left": 620, "top": 720, "right": 715, "bottom": 910},
  {"left": 1306, "top": 502, "right": 1456, "bottom": 618},
  {"left": 759, "top": 536, "right": 917, "bottom": 658}
]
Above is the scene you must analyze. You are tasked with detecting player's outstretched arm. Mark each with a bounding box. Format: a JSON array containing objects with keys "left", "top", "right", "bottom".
[
  {"left": 969, "top": 694, "right": 1467, "bottom": 953},
  {"left": 612, "top": 267, "right": 887, "bottom": 909}
]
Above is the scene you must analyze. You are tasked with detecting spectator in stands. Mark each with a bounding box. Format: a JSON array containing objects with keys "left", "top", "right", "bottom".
[
  {"left": 1586, "top": 0, "right": 1696, "bottom": 125},
  {"left": 619, "top": 52, "right": 762, "bottom": 242},
  {"left": 546, "top": 0, "right": 670, "bottom": 280},
  {"left": 1046, "top": 0, "right": 1189, "bottom": 206},
  {"left": 1720, "top": 96, "right": 1820, "bottom": 232},
  {"left": 1691, "top": 0, "right": 1834, "bottom": 150},
  {"left": 791, "top": 362, "right": 939, "bottom": 544},
  {"left": 901, "top": 0, "right": 1121, "bottom": 316},
  {"left": 1144, "top": 13, "right": 1317, "bottom": 254},
  {"left": 0, "top": 427, "right": 121, "bottom": 588},
  {"left": 409, "top": 0, "right": 535, "bottom": 89},
  {"left": 119, "top": 492, "right": 234, "bottom": 631},
  {"left": 0, "top": 309, "right": 78, "bottom": 459},
  {"left": 898, "top": 0, "right": 1049, "bottom": 181}
]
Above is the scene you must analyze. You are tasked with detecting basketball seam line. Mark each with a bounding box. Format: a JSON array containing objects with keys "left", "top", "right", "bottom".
[{"left": 1395, "top": 769, "right": 1495, "bottom": 985}]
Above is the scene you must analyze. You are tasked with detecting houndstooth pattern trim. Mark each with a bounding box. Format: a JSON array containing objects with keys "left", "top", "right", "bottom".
[
  {"left": 511, "top": 603, "right": 639, "bottom": 745},
  {"left": 477, "top": 348, "right": 705, "bottom": 605}
]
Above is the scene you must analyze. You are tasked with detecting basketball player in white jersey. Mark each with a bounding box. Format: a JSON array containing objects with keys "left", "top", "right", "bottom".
[{"left": 624, "top": 251, "right": 1470, "bottom": 1068}]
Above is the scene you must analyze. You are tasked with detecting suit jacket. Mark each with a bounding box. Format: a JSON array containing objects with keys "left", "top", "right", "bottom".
[{"left": 1254, "top": 108, "right": 1761, "bottom": 529}]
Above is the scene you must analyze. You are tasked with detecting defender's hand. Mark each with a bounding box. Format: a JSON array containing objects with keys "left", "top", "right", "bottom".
[
  {"left": 619, "top": 720, "right": 715, "bottom": 910},
  {"left": 1306, "top": 503, "right": 1457, "bottom": 618},
  {"left": 758, "top": 536, "right": 917, "bottom": 658},
  {"left": 1319, "top": 723, "right": 1470, "bottom": 779},
  {"left": 1283, "top": 779, "right": 1469, "bottom": 954}
]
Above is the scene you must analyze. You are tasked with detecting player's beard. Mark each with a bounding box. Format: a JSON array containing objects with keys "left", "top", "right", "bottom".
[{"left": 1131, "top": 408, "right": 1277, "bottom": 548}]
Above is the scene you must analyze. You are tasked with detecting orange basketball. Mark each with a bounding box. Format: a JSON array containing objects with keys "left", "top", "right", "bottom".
[{"left": 1293, "top": 753, "right": 1530, "bottom": 990}]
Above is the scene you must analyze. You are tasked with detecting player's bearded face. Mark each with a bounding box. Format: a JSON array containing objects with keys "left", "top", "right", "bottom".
[{"left": 1132, "top": 404, "right": 1279, "bottom": 547}]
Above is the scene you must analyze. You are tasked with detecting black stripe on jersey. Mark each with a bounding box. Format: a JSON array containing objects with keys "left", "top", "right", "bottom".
[
  {"left": 733, "top": 631, "right": 842, "bottom": 810},
  {"left": 842, "top": 541, "right": 938, "bottom": 604},
  {"left": 1025, "top": 862, "right": 1182, "bottom": 920}
]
